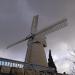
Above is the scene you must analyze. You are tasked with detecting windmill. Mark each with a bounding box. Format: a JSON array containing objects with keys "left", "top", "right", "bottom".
[{"left": 7, "top": 15, "right": 67, "bottom": 67}]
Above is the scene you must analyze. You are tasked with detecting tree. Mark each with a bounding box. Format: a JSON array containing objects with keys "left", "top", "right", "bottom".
[{"left": 48, "top": 49, "right": 57, "bottom": 72}]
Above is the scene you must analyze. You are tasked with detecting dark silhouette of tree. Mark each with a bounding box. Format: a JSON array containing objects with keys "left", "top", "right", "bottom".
[{"left": 48, "top": 49, "right": 57, "bottom": 72}]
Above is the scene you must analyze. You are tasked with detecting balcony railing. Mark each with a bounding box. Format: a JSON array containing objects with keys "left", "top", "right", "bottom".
[{"left": 0, "top": 57, "right": 54, "bottom": 71}]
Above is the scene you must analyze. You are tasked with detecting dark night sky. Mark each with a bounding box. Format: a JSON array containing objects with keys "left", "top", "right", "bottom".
[{"left": 0, "top": 0, "right": 75, "bottom": 73}]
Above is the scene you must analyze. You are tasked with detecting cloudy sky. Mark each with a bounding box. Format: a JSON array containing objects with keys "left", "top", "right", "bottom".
[{"left": 0, "top": 0, "right": 75, "bottom": 74}]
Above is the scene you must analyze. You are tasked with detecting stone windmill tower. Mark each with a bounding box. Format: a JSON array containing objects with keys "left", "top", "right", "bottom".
[{"left": 7, "top": 15, "right": 67, "bottom": 67}]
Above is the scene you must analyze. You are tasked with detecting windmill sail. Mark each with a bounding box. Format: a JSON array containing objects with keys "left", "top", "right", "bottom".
[
  {"left": 6, "top": 17, "right": 67, "bottom": 49},
  {"left": 36, "top": 18, "right": 67, "bottom": 36},
  {"left": 31, "top": 15, "right": 39, "bottom": 34},
  {"left": 6, "top": 35, "right": 32, "bottom": 49}
]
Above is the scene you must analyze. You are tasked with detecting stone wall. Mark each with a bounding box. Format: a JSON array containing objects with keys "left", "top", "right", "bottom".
[{"left": 0, "top": 66, "right": 68, "bottom": 75}]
